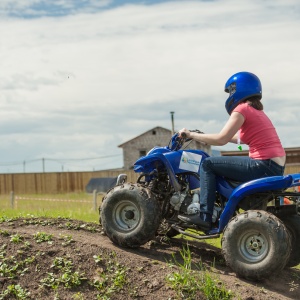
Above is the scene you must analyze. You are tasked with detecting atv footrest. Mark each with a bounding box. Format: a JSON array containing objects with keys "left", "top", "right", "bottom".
[{"left": 171, "top": 224, "right": 220, "bottom": 240}]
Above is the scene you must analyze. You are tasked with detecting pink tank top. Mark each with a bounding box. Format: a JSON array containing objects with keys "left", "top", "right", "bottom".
[{"left": 233, "top": 103, "right": 285, "bottom": 159}]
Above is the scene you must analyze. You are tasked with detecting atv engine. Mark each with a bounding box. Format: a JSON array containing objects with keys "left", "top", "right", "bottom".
[{"left": 170, "top": 190, "right": 200, "bottom": 214}]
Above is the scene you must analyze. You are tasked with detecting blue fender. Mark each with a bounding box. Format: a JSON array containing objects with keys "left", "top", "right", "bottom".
[
  {"left": 134, "top": 149, "right": 208, "bottom": 192},
  {"left": 217, "top": 175, "right": 294, "bottom": 232},
  {"left": 134, "top": 152, "right": 182, "bottom": 191}
]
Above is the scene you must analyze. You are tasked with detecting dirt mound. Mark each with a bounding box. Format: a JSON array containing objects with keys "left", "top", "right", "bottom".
[{"left": 0, "top": 217, "right": 299, "bottom": 299}]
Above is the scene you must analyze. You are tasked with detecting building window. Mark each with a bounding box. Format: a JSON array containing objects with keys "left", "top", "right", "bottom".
[
  {"left": 139, "top": 150, "right": 147, "bottom": 157},
  {"left": 152, "top": 130, "right": 156, "bottom": 135}
]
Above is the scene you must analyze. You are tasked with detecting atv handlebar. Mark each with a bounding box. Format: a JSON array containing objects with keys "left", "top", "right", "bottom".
[
  {"left": 179, "top": 129, "right": 204, "bottom": 141},
  {"left": 169, "top": 129, "right": 204, "bottom": 151}
]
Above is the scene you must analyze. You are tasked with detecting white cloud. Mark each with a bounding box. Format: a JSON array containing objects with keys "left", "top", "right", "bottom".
[
  {"left": 0, "top": 0, "right": 112, "bottom": 17},
  {"left": 0, "top": 0, "right": 300, "bottom": 172}
]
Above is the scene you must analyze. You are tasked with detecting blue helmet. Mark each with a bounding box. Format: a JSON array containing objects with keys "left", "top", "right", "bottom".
[{"left": 224, "top": 72, "right": 262, "bottom": 114}]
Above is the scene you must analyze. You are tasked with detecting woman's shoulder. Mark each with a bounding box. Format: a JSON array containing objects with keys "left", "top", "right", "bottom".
[
  {"left": 234, "top": 102, "right": 248, "bottom": 113},
  {"left": 237, "top": 102, "right": 249, "bottom": 108}
]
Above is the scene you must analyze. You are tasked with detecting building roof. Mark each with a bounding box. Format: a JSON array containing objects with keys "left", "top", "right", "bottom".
[{"left": 118, "top": 126, "right": 171, "bottom": 148}]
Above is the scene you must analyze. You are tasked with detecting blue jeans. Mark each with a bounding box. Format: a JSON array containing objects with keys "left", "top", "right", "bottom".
[{"left": 199, "top": 156, "right": 285, "bottom": 222}]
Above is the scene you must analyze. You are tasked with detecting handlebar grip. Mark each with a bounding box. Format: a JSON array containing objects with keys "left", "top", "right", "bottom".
[
  {"left": 180, "top": 132, "right": 187, "bottom": 139},
  {"left": 179, "top": 129, "right": 204, "bottom": 142}
]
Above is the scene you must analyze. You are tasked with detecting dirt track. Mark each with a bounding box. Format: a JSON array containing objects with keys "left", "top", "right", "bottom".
[{"left": 0, "top": 217, "right": 299, "bottom": 299}]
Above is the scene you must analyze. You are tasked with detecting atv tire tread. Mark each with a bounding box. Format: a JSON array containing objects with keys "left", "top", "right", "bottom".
[
  {"left": 221, "top": 210, "right": 291, "bottom": 280},
  {"left": 100, "top": 183, "right": 161, "bottom": 248}
]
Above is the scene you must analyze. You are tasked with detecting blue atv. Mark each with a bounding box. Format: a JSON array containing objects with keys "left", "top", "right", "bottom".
[{"left": 100, "top": 131, "right": 300, "bottom": 280}]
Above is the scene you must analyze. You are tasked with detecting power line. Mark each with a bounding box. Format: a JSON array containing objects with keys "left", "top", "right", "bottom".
[
  {"left": 0, "top": 154, "right": 122, "bottom": 167},
  {"left": 46, "top": 154, "right": 121, "bottom": 163}
]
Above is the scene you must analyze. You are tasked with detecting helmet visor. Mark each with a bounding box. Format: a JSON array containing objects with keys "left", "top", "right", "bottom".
[{"left": 226, "top": 82, "right": 236, "bottom": 96}]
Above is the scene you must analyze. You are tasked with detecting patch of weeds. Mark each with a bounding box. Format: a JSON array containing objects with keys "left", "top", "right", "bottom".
[
  {"left": 40, "top": 219, "right": 57, "bottom": 226},
  {"left": 0, "top": 229, "right": 10, "bottom": 237},
  {"left": 81, "top": 224, "right": 98, "bottom": 232},
  {"left": 91, "top": 251, "right": 128, "bottom": 299},
  {"left": 33, "top": 232, "right": 53, "bottom": 244},
  {"left": 58, "top": 234, "right": 75, "bottom": 246},
  {"left": 65, "top": 221, "right": 81, "bottom": 230},
  {"left": 23, "top": 217, "right": 57, "bottom": 227},
  {"left": 166, "top": 245, "right": 233, "bottom": 300},
  {"left": 40, "top": 256, "right": 87, "bottom": 290},
  {"left": 23, "top": 219, "right": 37, "bottom": 225},
  {"left": 23, "top": 217, "right": 44, "bottom": 226},
  {"left": 291, "top": 270, "right": 300, "bottom": 279},
  {"left": 24, "top": 256, "right": 35, "bottom": 265},
  {"left": 259, "top": 287, "right": 268, "bottom": 294},
  {"left": 201, "top": 270, "right": 233, "bottom": 300},
  {"left": 93, "top": 254, "right": 104, "bottom": 264},
  {"left": 0, "top": 244, "right": 7, "bottom": 259},
  {"left": 64, "top": 221, "right": 98, "bottom": 232},
  {"left": 72, "top": 292, "right": 85, "bottom": 300},
  {"left": 129, "top": 286, "right": 139, "bottom": 298},
  {"left": 0, "top": 284, "right": 30, "bottom": 300},
  {"left": 136, "top": 266, "right": 144, "bottom": 272},
  {"left": 288, "top": 280, "right": 299, "bottom": 292},
  {"left": 0, "top": 253, "right": 34, "bottom": 279},
  {"left": 10, "top": 233, "right": 23, "bottom": 244},
  {"left": 20, "top": 241, "right": 31, "bottom": 250},
  {"left": 0, "top": 261, "right": 16, "bottom": 279},
  {"left": 0, "top": 216, "right": 16, "bottom": 224},
  {"left": 52, "top": 257, "right": 73, "bottom": 270}
]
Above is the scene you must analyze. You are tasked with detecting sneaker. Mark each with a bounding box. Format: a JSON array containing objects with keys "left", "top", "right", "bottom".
[{"left": 178, "top": 213, "right": 211, "bottom": 230}]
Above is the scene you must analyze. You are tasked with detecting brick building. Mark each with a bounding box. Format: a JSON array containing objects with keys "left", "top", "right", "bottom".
[{"left": 118, "top": 126, "right": 211, "bottom": 170}]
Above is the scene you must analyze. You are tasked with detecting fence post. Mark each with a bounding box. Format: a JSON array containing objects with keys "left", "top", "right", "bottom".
[
  {"left": 10, "top": 191, "right": 14, "bottom": 209},
  {"left": 93, "top": 189, "right": 97, "bottom": 211}
]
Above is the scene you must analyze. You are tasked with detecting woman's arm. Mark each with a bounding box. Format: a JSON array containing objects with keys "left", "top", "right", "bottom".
[
  {"left": 179, "top": 112, "right": 245, "bottom": 146},
  {"left": 230, "top": 133, "right": 238, "bottom": 144}
]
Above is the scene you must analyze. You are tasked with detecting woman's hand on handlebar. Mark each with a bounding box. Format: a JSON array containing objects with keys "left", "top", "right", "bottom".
[{"left": 178, "top": 128, "right": 191, "bottom": 139}]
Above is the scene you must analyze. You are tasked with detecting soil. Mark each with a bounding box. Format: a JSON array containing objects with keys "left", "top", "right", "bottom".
[{"left": 0, "top": 217, "right": 299, "bottom": 300}]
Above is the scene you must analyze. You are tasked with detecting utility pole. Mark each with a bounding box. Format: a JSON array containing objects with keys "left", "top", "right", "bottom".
[{"left": 170, "top": 111, "right": 175, "bottom": 135}]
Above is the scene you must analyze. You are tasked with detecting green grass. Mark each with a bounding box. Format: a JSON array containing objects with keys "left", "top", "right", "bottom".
[
  {"left": 166, "top": 245, "right": 234, "bottom": 300},
  {"left": 0, "top": 193, "right": 102, "bottom": 223},
  {"left": 1, "top": 192, "right": 299, "bottom": 272},
  {"left": 178, "top": 228, "right": 222, "bottom": 249}
]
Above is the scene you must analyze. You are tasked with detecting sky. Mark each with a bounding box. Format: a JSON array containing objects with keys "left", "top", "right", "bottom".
[{"left": 1, "top": 0, "right": 300, "bottom": 173}]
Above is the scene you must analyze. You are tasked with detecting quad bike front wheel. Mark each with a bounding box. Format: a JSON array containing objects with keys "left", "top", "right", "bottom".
[
  {"left": 100, "top": 183, "right": 161, "bottom": 248},
  {"left": 221, "top": 210, "right": 291, "bottom": 281}
]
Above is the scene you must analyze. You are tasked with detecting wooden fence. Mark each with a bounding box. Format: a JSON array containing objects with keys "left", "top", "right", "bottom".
[
  {"left": 0, "top": 165, "right": 299, "bottom": 195},
  {"left": 0, "top": 169, "right": 139, "bottom": 195}
]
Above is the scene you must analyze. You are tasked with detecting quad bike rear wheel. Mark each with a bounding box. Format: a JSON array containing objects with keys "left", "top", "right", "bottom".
[
  {"left": 222, "top": 210, "right": 291, "bottom": 280},
  {"left": 100, "top": 183, "right": 161, "bottom": 248}
]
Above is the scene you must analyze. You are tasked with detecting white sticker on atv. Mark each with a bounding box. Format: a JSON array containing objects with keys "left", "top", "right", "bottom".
[{"left": 179, "top": 151, "right": 202, "bottom": 172}]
